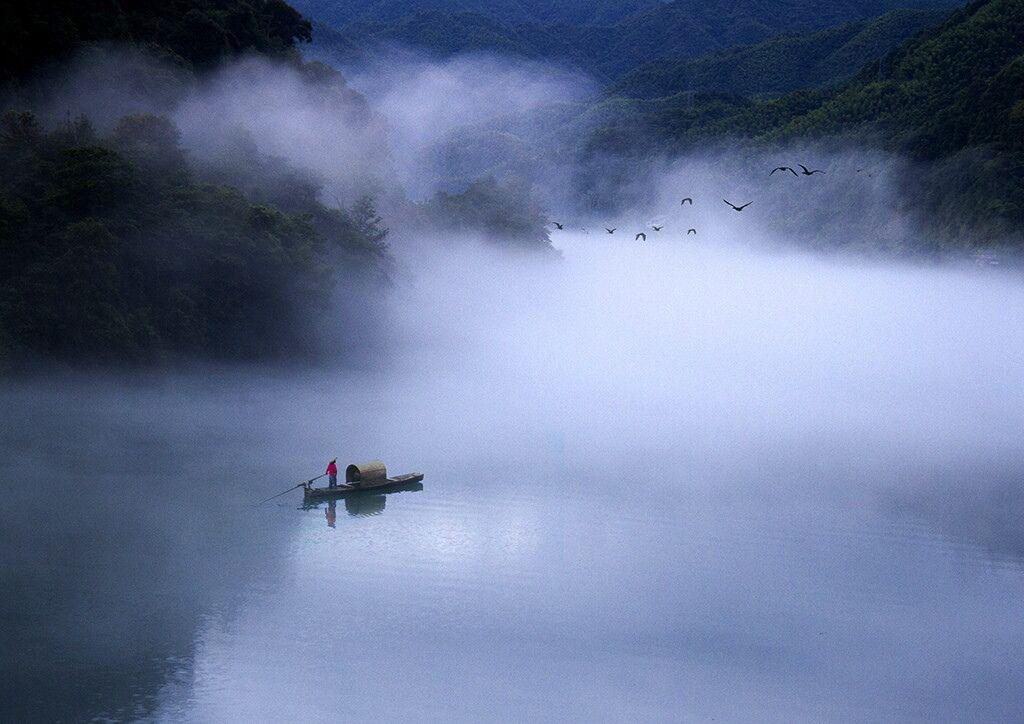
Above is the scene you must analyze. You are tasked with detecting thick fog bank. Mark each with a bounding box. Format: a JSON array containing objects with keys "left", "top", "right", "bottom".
[
  {"left": 8, "top": 231, "right": 1022, "bottom": 501},
  {"left": 6, "top": 43, "right": 1022, "bottom": 372},
  {"left": 20, "top": 46, "right": 1013, "bottom": 261},
  {"left": 4, "top": 219, "right": 1024, "bottom": 721},
  {"left": 340, "top": 52, "right": 596, "bottom": 199},
  {"left": 8, "top": 226, "right": 1019, "bottom": 487},
  {"left": 384, "top": 235, "right": 1024, "bottom": 486}
]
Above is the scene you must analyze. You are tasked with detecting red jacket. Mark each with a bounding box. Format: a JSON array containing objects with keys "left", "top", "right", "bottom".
[{"left": 326, "top": 462, "right": 338, "bottom": 476}]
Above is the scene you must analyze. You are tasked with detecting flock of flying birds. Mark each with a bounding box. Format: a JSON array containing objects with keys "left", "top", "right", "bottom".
[{"left": 548, "top": 163, "right": 830, "bottom": 240}]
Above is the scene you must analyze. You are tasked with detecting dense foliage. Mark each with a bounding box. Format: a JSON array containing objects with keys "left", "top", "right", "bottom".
[
  {"left": 0, "top": 111, "right": 387, "bottom": 363},
  {"left": 0, "top": 0, "right": 559, "bottom": 365},
  {"left": 776, "top": 0, "right": 1024, "bottom": 158},
  {"left": 416, "top": 176, "right": 554, "bottom": 253},
  {"left": 519, "top": 0, "right": 1022, "bottom": 245},
  {"left": 291, "top": 0, "right": 658, "bottom": 28},
  {"left": 772, "top": 0, "right": 1024, "bottom": 237},
  {"left": 609, "top": 10, "right": 946, "bottom": 98},
  {"left": 309, "top": 0, "right": 960, "bottom": 81},
  {"left": 0, "top": 0, "right": 391, "bottom": 366},
  {"left": 1, "top": 0, "right": 312, "bottom": 83}
]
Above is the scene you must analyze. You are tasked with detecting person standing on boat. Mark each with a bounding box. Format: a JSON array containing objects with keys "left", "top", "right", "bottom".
[{"left": 326, "top": 459, "right": 338, "bottom": 488}]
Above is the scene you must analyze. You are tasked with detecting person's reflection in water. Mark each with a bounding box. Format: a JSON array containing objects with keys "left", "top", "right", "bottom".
[{"left": 325, "top": 500, "right": 336, "bottom": 528}]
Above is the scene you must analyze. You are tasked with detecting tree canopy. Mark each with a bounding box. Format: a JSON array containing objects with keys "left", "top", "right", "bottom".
[{"left": 1, "top": 0, "right": 312, "bottom": 83}]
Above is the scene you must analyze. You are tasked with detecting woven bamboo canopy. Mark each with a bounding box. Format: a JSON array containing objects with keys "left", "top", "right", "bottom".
[{"left": 345, "top": 460, "right": 387, "bottom": 484}]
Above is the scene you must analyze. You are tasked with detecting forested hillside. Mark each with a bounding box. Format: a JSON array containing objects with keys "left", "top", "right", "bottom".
[
  {"left": 290, "top": 0, "right": 658, "bottom": 27},
  {"left": 0, "top": 110, "right": 387, "bottom": 362},
  {"left": 568, "top": 0, "right": 1022, "bottom": 243},
  {"left": 1, "top": 0, "right": 312, "bottom": 83},
  {"left": 307, "top": 0, "right": 961, "bottom": 80},
  {"left": 318, "top": 0, "right": 1019, "bottom": 248},
  {"left": 3, "top": 0, "right": 1021, "bottom": 365},
  {"left": 610, "top": 9, "right": 946, "bottom": 98},
  {"left": 776, "top": 0, "right": 1024, "bottom": 160},
  {"left": 0, "top": 0, "right": 555, "bottom": 367},
  {"left": 776, "top": 0, "right": 1024, "bottom": 237}
]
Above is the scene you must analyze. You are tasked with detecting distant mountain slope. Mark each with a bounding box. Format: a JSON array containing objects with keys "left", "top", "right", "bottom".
[
  {"left": 576, "top": 0, "right": 1020, "bottom": 165},
  {"left": 779, "top": 0, "right": 1024, "bottom": 235},
  {"left": 290, "top": 0, "right": 658, "bottom": 27},
  {"left": 778, "top": 0, "right": 1024, "bottom": 159},
  {"left": 559, "top": 0, "right": 961, "bottom": 79},
  {"left": 302, "top": 0, "right": 963, "bottom": 81},
  {"left": 343, "top": 9, "right": 551, "bottom": 60},
  {"left": 1, "top": 0, "right": 560, "bottom": 365},
  {"left": 610, "top": 9, "right": 947, "bottom": 98},
  {"left": 404, "top": 0, "right": 1021, "bottom": 246},
  {"left": 567, "top": 0, "right": 1022, "bottom": 241}
]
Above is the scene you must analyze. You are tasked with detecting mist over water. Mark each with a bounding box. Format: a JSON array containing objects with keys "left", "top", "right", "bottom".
[
  {"left": 5, "top": 43, "right": 1024, "bottom": 722},
  {"left": 6, "top": 228, "right": 1024, "bottom": 721}
]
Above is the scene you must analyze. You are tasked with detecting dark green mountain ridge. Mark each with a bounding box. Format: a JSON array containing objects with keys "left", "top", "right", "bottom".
[
  {"left": 570, "top": 0, "right": 1024, "bottom": 243},
  {"left": 610, "top": 9, "right": 948, "bottom": 98},
  {"left": 305, "top": 0, "right": 963, "bottom": 80},
  {"left": 0, "top": 0, "right": 553, "bottom": 366}
]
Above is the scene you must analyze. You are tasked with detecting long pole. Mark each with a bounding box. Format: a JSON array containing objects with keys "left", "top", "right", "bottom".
[{"left": 258, "top": 473, "right": 328, "bottom": 505}]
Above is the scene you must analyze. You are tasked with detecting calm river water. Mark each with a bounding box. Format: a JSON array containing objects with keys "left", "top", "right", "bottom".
[{"left": 3, "top": 239, "right": 1024, "bottom": 721}]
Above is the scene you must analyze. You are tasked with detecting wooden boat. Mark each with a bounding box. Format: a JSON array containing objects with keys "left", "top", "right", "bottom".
[
  {"left": 303, "top": 474, "right": 424, "bottom": 501},
  {"left": 303, "top": 460, "right": 424, "bottom": 502}
]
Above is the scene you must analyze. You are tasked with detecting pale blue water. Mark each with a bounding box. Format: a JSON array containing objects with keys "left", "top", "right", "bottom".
[{"left": 3, "top": 241, "right": 1024, "bottom": 722}]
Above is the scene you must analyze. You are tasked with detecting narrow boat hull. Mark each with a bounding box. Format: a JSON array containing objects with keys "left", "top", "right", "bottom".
[{"left": 303, "top": 472, "right": 424, "bottom": 501}]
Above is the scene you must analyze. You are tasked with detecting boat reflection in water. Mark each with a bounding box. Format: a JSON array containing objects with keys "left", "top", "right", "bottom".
[
  {"left": 344, "top": 494, "right": 385, "bottom": 517},
  {"left": 303, "top": 480, "right": 424, "bottom": 525}
]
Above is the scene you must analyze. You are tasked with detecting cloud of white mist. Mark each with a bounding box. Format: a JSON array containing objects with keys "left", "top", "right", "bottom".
[
  {"left": 170, "top": 56, "right": 394, "bottom": 203},
  {"left": 343, "top": 52, "right": 597, "bottom": 199},
  {"left": 128, "top": 230, "right": 1024, "bottom": 723},
  {"left": 612, "top": 147, "right": 917, "bottom": 254},
  {"left": 15, "top": 49, "right": 391, "bottom": 206},
  {"left": 31, "top": 46, "right": 595, "bottom": 211},
  {"left": 26, "top": 46, "right": 191, "bottom": 130},
  {"left": 21, "top": 44, "right": 931, "bottom": 257},
  {"left": 381, "top": 230, "right": 1024, "bottom": 496}
]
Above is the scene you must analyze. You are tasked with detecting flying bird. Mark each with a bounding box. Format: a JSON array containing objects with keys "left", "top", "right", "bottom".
[
  {"left": 681, "top": 197, "right": 693, "bottom": 206},
  {"left": 770, "top": 166, "right": 798, "bottom": 177},
  {"left": 550, "top": 221, "right": 564, "bottom": 230},
  {"left": 652, "top": 225, "right": 663, "bottom": 231},
  {"left": 723, "top": 199, "right": 752, "bottom": 212},
  {"left": 687, "top": 228, "right": 697, "bottom": 235},
  {"left": 635, "top": 232, "right": 647, "bottom": 241},
  {"left": 605, "top": 227, "right": 617, "bottom": 234},
  {"left": 799, "top": 164, "right": 824, "bottom": 176}
]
